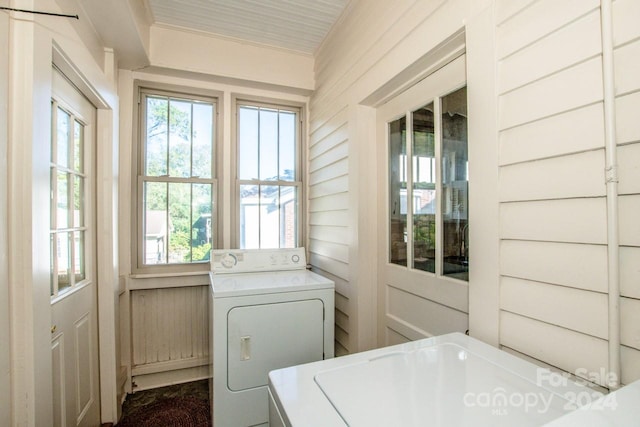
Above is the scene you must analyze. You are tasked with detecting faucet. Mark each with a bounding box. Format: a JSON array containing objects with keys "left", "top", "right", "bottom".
[{"left": 460, "top": 223, "right": 469, "bottom": 262}]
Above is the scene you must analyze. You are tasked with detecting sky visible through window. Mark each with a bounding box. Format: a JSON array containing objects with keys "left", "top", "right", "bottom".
[{"left": 238, "top": 105, "right": 298, "bottom": 249}]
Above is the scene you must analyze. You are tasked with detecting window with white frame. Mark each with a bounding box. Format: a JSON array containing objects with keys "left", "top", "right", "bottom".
[
  {"left": 388, "top": 86, "right": 468, "bottom": 281},
  {"left": 136, "top": 86, "right": 217, "bottom": 270},
  {"left": 50, "top": 101, "right": 89, "bottom": 296},
  {"left": 235, "top": 101, "right": 302, "bottom": 249}
]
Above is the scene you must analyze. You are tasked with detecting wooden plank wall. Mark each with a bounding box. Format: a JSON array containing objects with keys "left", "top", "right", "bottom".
[
  {"left": 310, "top": 0, "right": 457, "bottom": 354},
  {"left": 496, "top": 0, "right": 640, "bottom": 387},
  {"left": 130, "top": 286, "right": 209, "bottom": 379},
  {"left": 613, "top": 0, "right": 640, "bottom": 386},
  {"left": 310, "top": 0, "right": 431, "bottom": 355}
]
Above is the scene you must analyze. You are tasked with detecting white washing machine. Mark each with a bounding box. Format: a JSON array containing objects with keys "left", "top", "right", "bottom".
[
  {"left": 210, "top": 248, "right": 334, "bottom": 427},
  {"left": 268, "top": 333, "right": 594, "bottom": 427}
]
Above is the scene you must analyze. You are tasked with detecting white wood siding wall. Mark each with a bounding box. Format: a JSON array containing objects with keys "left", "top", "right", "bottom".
[
  {"left": 313, "top": 0, "right": 639, "bottom": 383},
  {"left": 0, "top": 11, "right": 9, "bottom": 421},
  {"left": 130, "top": 286, "right": 209, "bottom": 388},
  {"left": 614, "top": 0, "right": 640, "bottom": 386},
  {"left": 496, "top": 0, "right": 640, "bottom": 387},
  {"left": 310, "top": 0, "right": 460, "bottom": 354}
]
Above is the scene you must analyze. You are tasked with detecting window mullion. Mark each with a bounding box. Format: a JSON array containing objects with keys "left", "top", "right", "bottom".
[
  {"left": 277, "top": 111, "right": 281, "bottom": 247},
  {"left": 406, "top": 111, "right": 414, "bottom": 270},
  {"left": 190, "top": 103, "right": 194, "bottom": 178},
  {"left": 434, "top": 97, "right": 443, "bottom": 277},
  {"left": 67, "top": 116, "right": 76, "bottom": 288},
  {"left": 51, "top": 102, "right": 59, "bottom": 297},
  {"left": 166, "top": 99, "right": 171, "bottom": 178},
  {"left": 164, "top": 181, "right": 169, "bottom": 264}
]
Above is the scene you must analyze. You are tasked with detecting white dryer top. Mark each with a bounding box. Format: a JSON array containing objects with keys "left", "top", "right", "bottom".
[
  {"left": 269, "top": 333, "right": 592, "bottom": 427},
  {"left": 210, "top": 269, "right": 334, "bottom": 298}
]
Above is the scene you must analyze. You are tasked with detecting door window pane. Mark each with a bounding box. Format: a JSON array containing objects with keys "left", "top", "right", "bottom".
[
  {"left": 74, "top": 231, "right": 85, "bottom": 283},
  {"left": 57, "top": 171, "right": 69, "bottom": 229},
  {"left": 441, "top": 87, "right": 468, "bottom": 281},
  {"left": 412, "top": 104, "right": 436, "bottom": 273},
  {"left": 389, "top": 116, "right": 407, "bottom": 266},
  {"left": 73, "top": 175, "right": 84, "bottom": 227},
  {"left": 57, "top": 232, "right": 71, "bottom": 292},
  {"left": 74, "top": 120, "right": 83, "bottom": 172},
  {"left": 56, "top": 108, "right": 69, "bottom": 167}
]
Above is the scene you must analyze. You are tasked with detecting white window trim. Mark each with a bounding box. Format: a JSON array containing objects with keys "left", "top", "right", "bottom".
[
  {"left": 132, "top": 81, "right": 223, "bottom": 274},
  {"left": 230, "top": 94, "right": 306, "bottom": 250}
]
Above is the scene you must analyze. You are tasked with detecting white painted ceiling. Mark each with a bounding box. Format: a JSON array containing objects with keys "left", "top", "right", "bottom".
[{"left": 146, "top": 0, "right": 350, "bottom": 55}]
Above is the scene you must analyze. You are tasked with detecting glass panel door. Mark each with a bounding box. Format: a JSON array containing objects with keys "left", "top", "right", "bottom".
[
  {"left": 385, "top": 87, "right": 468, "bottom": 281},
  {"left": 412, "top": 103, "right": 436, "bottom": 273},
  {"left": 441, "top": 87, "right": 469, "bottom": 281},
  {"left": 388, "top": 116, "right": 407, "bottom": 266}
]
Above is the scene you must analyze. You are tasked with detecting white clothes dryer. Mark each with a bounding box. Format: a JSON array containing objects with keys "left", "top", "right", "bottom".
[{"left": 210, "top": 248, "right": 334, "bottom": 427}]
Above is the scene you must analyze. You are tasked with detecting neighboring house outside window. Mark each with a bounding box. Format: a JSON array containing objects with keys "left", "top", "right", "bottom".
[{"left": 234, "top": 99, "right": 303, "bottom": 249}]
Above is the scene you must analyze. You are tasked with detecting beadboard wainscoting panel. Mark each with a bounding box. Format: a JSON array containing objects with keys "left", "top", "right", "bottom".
[{"left": 130, "top": 286, "right": 209, "bottom": 390}]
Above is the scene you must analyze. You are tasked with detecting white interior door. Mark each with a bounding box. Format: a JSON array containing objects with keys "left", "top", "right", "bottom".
[
  {"left": 50, "top": 68, "right": 100, "bottom": 427},
  {"left": 377, "top": 54, "right": 469, "bottom": 346}
]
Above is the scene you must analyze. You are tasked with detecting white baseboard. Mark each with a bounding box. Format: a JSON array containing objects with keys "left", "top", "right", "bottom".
[{"left": 131, "top": 364, "right": 210, "bottom": 392}]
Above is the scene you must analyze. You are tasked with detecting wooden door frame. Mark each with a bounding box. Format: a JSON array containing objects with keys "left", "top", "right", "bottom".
[{"left": 52, "top": 45, "right": 121, "bottom": 424}]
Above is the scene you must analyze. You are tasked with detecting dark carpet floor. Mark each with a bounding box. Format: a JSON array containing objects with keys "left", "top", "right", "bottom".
[{"left": 117, "top": 380, "right": 211, "bottom": 426}]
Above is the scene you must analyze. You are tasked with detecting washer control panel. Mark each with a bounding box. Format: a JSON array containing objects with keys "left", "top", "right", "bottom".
[{"left": 211, "top": 247, "right": 307, "bottom": 274}]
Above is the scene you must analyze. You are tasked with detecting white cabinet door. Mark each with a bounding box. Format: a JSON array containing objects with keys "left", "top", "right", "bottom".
[{"left": 227, "top": 299, "right": 324, "bottom": 391}]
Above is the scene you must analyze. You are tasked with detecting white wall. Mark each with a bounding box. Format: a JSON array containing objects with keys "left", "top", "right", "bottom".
[
  {"left": 310, "top": 0, "right": 496, "bottom": 353},
  {"left": 149, "top": 25, "right": 314, "bottom": 92},
  {"left": 313, "top": 0, "right": 639, "bottom": 387},
  {"left": 614, "top": 0, "right": 640, "bottom": 386},
  {"left": 0, "top": 10, "right": 10, "bottom": 424},
  {"left": 117, "top": 32, "right": 312, "bottom": 386},
  {"left": 495, "top": 0, "right": 640, "bottom": 388}
]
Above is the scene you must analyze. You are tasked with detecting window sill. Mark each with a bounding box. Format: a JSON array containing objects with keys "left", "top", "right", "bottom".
[
  {"left": 128, "top": 271, "right": 211, "bottom": 291},
  {"left": 129, "top": 270, "right": 209, "bottom": 280}
]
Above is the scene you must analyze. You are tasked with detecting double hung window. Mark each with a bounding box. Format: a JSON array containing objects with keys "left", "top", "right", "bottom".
[
  {"left": 137, "top": 87, "right": 217, "bottom": 269},
  {"left": 235, "top": 101, "right": 302, "bottom": 249}
]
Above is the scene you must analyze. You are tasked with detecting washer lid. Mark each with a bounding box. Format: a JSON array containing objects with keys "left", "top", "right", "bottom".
[
  {"left": 314, "top": 342, "right": 574, "bottom": 426},
  {"left": 210, "top": 270, "right": 334, "bottom": 297}
]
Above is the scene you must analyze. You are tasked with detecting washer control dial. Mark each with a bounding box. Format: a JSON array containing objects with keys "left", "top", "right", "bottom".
[
  {"left": 291, "top": 254, "right": 300, "bottom": 263},
  {"left": 220, "top": 253, "right": 238, "bottom": 269}
]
